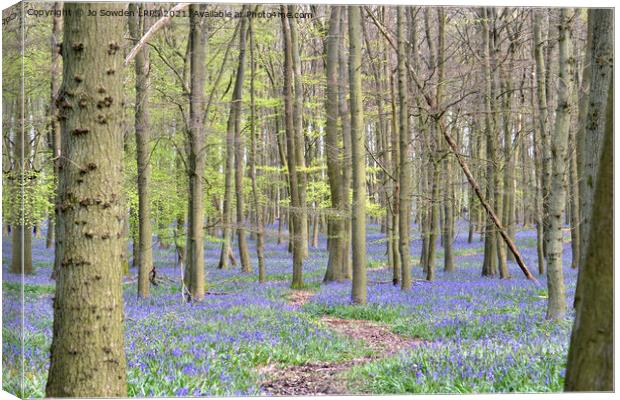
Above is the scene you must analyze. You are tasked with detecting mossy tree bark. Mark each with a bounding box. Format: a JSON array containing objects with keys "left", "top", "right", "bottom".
[{"left": 46, "top": 3, "right": 127, "bottom": 395}]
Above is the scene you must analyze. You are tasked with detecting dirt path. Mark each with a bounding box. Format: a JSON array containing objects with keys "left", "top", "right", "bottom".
[{"left": 260, "top": 290, "right": 425, "bottom": 395}]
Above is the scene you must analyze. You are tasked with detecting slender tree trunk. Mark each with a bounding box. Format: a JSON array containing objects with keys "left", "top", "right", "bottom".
[
  {"left": 323, "top": 6, "right": 346, "bottom": 283},
  {"left": 248, "top": 16, "right": 266, "bottom": 283},
  {"left": 232, "top": 12, "right": 252, "bottom": 273},
  {"left": 545, "top": 9, "right": 574, "bottom": 321},
  {"left": 129, "top": 3, "right": 153, "bottom": 298},
  {"left": 338, "top": 14, "right": 353, "bottom": 280},
  {"left": 533, "top": 9, "right": 551, "bottom": 261},
  {"left": 186, "top": 4, "right": 207, "bottom": 301},
  {"left": 47, "top": 2, "right": 62, "bottom": 252},
  {"left": 481, "top": 7, "right": 497, "bottom": 277},
  {"left": 281, "top": 8, "right": 304, "bottom": 288},
  {"left": 389, "top": 74, "right": 401, "bottom": 284},
  {"left": 289, "top": 5, "right": 309, "bottom": 260},
  {"left": 349, "top": 5, "right": 367, "bottom": 304},
  {"left": 10, "top": 51, "right": 33, "bottom": 275},
  {"left": 46, "top": 4, "right": 127, "bottom": 394},
  {"left": 397, "top": 7, "right": 412, "bottom": 290}
]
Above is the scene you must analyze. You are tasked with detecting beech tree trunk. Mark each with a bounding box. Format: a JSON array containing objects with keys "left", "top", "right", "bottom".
[
  {"left": 545, "top": 9, "right": 574, "bottom": 321},
  {"left": 323, "top": 6, "right": 346, "bottom": 282},
  {"left": 564, "top": 77, "right": 613, "bottom": 392},
  {"left": 397, "top": 6, "right": 412, "bottom": 290},
  {"left": 186, "top": 4, "right": 207, "bottom": 301},
  {"left": 281, "top": 7, "right": 304, "bottom": 288},
  {"left": 232, "top": 12, "right": 252, "bottom": 273},
  {"left": 129, "top": 2, "right": 154, "bottom": 299},
  {"left": 349, "top": 5, "right": 367, "bottom": 304},
  {"left": 46, "top": 3, "right": 127, "bottom": 395}
]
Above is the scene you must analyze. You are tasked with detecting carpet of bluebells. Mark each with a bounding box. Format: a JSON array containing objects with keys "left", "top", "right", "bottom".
[{"left": 2, "top": 221, "right": 576, "bottom": 397}]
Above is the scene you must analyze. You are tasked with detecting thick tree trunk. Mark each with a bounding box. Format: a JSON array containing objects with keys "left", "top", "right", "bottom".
[
  {"left": 564, "top": 77, "right": 613, "bottom": 392},
  {"left": 46, "top": 4, "right": 127, "bottom": 395},
  {"left": 578, "top": 9, "right": 613, "bottom": 269}
]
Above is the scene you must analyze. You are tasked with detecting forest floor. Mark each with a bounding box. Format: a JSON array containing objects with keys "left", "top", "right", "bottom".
[
  {"left": 261, "top": 291, "right": 425, "bottom": 395},
  {"left": 2, "top": 222, "right": 576, "bottom": 397}
]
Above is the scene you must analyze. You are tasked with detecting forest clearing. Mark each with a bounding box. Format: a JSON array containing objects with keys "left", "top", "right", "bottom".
[{"left": 2, "top": 2, "right": 613, "bottom": 398}]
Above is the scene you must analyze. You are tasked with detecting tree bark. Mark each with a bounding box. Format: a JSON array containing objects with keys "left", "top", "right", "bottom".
[
  {"left": 186, "top": 4, "right": 207, "bottom": 301},
  {"left": 323, "top": 6, "right": 346, "bottom": 283},
  {"left": 128, "top": 2, "right": 154, "bottom": 299},
  {"left": 281, "top": 8, "right": 304, "bottom": 288},
  {"left": 397, "top": 7, "right": 412, "bottom": 290},
  {"left": 232, "top": 11, "right": 252, "bottom": 273},
  {"left": 46, "top": 3, "right": 127, "bottom": 395},
  {"left": 47, "top": 2, "right": 62, "bottom": 252},
  {"left": 545, "top": 9, "right": 574, "bottom": 321},
  {"left": 349, "top": 5, "right": 367, "bottom": 304},
  {"left": 564, "top": 76, "right": 613, "bottom": 392},
  {"left": 248, "top": 15, "right": 266, "bottom": 283}
]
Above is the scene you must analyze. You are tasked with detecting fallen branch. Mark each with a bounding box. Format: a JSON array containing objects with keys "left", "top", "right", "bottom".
[
  {"left": 125, "top": 3, "right": 190, "bottom": 66},
  {"left": 442, "top": 128, "right": 539, "bottom": 284}
]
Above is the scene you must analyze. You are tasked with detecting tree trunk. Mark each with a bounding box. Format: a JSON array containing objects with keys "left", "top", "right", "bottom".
[
  {"left": 545, "top": 9, "right": 574, "bottom": 321},
  {"left": 578, "top": 9, "right": 613, "bottom": 270},
  {"left": 47, "top": 2, "right": 62, "bottom": 252},
  {"left": 289, "top": 5, "right": 309, "bottom": 260},
  {"left": 564, "top": 76, "right": 613, "bottom": 392},
  {"left": 396, "top": 7, "right": 412, "bottom": 290},
  {"left": 533, "top": 9, "right": 551, "bottom": 261},
  {"left": 481, "top": 7, "right": 497, "bottom": 278},
  {"left": 186, "top": 4, "right": 207, "bottom": 301},
  {"left": 232, "top": 12, "right": 252, "bottom": 273},
  {"left": 248, "top": 16, "right": 266, "bottom": 283},
  {"left": 46, "top": 4, "right": 127, "bottom": 395},
  {"left": 338, "top": 11, "right": 353, "bottom": 280},
  {"left": 323, "top": 6, "right": 346, "bottom": 283},
  {"left": 281, "top": 7, "right": 304, "bottom": 288},
  {"left": 128, "top": 2, "right": 154, "bottom": 299},
  {"left": 349, "top": 5, "right": 367, "bottom": 304}
]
